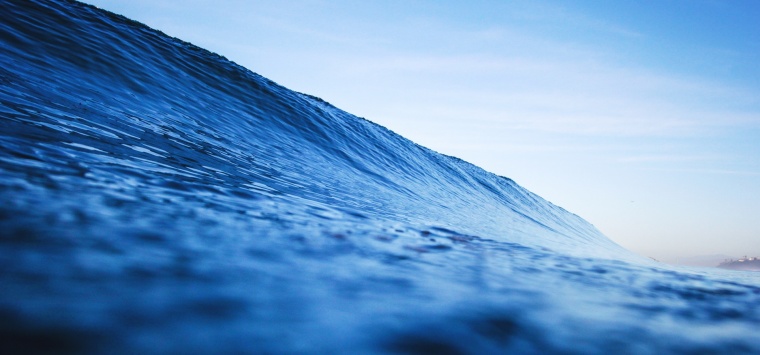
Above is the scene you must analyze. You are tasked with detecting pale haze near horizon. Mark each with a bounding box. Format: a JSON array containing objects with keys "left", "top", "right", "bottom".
[{"left": 82, "top": 0, "right": 760, "bottom": 263}]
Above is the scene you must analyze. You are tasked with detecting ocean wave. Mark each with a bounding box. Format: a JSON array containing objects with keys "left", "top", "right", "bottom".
[{"left": 1, "top": 0, "right": 759, "bottom": 353}]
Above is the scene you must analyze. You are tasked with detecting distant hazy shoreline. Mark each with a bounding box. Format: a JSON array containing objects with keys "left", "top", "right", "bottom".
[{"left": 718, "top": 258, "right": 760, "bottom": 271}]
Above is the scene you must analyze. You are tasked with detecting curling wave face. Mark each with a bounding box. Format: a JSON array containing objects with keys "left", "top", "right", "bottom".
[{"left": 1, "top": 1, "right": 759, "bottom": 353}]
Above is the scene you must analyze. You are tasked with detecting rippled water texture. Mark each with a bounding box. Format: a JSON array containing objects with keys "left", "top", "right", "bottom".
[{"left": 1, "top": 1, "right": 759, "bottom": 353}]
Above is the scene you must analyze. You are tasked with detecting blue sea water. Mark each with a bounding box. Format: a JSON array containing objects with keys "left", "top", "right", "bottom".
[{"left": 1, "top": 0, "right": 759, "bottom": 353}]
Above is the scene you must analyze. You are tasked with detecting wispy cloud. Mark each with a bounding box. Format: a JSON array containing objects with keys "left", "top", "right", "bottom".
[
  {"left": 617, "top": 154, "right": 725, "bottom": 163},
  {"left": 313, "top": 50, "right": 760, "bottom": 136},
  {"left": 642, "top": 167, "right": 760, "bottom": 176},
  {"left": 508, "top": 1, "right": 644, "bottom": 38}
]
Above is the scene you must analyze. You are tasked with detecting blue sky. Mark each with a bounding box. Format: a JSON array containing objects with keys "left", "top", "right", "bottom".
[{"left": 83, "top": 0, "right": 760, "bottom": 262}]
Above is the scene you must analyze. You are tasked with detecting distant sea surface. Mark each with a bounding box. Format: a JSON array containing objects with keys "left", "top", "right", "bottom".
[{"left": 1, "top": 0, "right": 759, "bottom": 353}]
